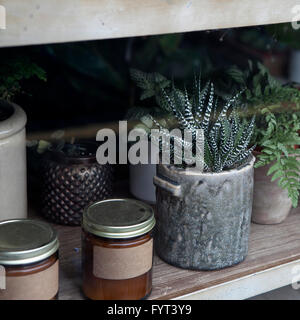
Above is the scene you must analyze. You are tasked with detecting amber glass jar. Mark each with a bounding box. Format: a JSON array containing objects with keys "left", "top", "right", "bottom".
[
  {"left": 82, "top": 198, "right": 156, "bottom": 300},
  {"left": 0, "top": 219, "right": 59, "bottom": 300}
]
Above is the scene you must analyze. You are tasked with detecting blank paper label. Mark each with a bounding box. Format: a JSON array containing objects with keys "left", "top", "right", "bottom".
[
  {"left": 0, "top": 260, "right": 59, "bottom": 300},
  {"left": 93, "top": 239, "right": 153, "bottom": 280}
]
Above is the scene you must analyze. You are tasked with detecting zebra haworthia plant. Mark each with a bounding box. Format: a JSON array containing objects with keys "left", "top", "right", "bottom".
[{"left": 148, "top": 77, "right": 256, "bottom": 173}]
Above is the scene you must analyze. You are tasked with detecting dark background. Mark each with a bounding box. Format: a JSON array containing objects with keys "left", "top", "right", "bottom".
[{"left": 0, "top": 23, "right": 297, "bottom": 134}]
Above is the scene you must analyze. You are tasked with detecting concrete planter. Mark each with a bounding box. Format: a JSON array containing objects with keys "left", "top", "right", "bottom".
[
  {"left": 252, "top": 152, "right": 292, "bottom": 224},
  {"left": 0, "top": 100, "right": 27, "bottom": 221},
  {"left": 153, "top": 156, "right": 255, "bottom": 270}
]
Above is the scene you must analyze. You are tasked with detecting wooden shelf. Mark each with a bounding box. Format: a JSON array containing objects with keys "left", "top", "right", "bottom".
[
  {"left": 30, "top": 192, "right": 300, "bottom": 300},
  {"left": 0, "top": 0, "right": 298, "bottom": 48}
]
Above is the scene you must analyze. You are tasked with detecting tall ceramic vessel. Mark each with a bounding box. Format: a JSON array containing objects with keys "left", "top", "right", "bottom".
[
  {"left": 129, "top": 144, "right": 157, "bottom": 204},
  {"left": 130, "top": 163, "right": 156, "bottom": 203},
  {"left": 154, "top": 156, "right": 255, "bottom": 270},
  {"left": 0, "top": 100, "right": 27, "bottom": 221},
  {"left": 289, "top": 50, "right": 300, "bottom": 83}
]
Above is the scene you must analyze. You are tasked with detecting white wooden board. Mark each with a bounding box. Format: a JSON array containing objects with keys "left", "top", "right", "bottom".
[{"left": 0, "top": 0, "right": 298, "bottom": 47}]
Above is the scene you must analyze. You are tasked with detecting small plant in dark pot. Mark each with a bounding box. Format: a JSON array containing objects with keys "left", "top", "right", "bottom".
[
  {"left": 149, "top": 78, "right": 256, "bottom": 270},
  {"left": 41, "top": 140, "right": 114, "bottom": 226}
]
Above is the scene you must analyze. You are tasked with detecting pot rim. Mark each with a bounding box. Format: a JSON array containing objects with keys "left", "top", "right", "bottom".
[
  {"left": 0, "top": 100, "right": 27, "bottom": 140},
  {"left": 46, "top": 141, "right": 98, "bottom": 165},
  {"left": 158, "top": 154, "right": 256, "bottom": 177}
]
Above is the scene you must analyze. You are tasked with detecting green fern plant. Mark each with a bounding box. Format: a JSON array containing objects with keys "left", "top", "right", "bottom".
[
  {"left": 254, "top": 108, "right": 300, "bottom": 207},
  {"left": 130, "top": 68, "right": 171, "bottom": 111},
  {"left": 224, "top": 61, "right": 300, "bottom": 207},
  {"left": 224, "top": 61, "right": 300, "bottom": 111},
  {"left": 147, "top": 78, "right": 255, "bottom": 172}
]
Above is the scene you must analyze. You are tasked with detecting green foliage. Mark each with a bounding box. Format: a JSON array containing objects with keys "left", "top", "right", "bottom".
[
  {"left": 130, "top": 69, "right": 171, "bottom": 102},
  {"left": 130, "top": 65, "right": 300, "bottom": 204},
  {"left": 0, "top": 56, "right": 46, "bottom": 101},
  {"left": 266, "top": 23, "right": 300, "bottom": 50},
  {"left": 220, "top": 61, "right": 300, "bottom": 207},
  {"left": 158, "top": 34, "right": 183, "bottom": 56},
  {"left": 44, "top": 34, "right": 211, "bottom": 110},
  {"left": 224, "top": 61, "right": 300, "bottom": 110},
  {"left": 255, "top": 108, "right": 300, "bottom": 207},
  {"left": 238, "top": 28, "right": 285, "bottom": 52},
  {"left": 140, "top": 75, "right": 255, "bottom": 172},
  {"left": 126, "top": 69, "right": 173, "bottom": 132}
]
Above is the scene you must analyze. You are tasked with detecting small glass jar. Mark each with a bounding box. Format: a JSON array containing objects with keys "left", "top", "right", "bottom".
[
  {"left": 82, "top": 198, "right": 156, "bottom": 300},
  {"left": 0, "top": 219, "right": 59, "bottom": 300}
]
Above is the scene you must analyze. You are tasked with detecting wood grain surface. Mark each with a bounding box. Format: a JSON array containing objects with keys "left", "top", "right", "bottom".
[{"left": 29, "top": 181, "right": 300, "bottom": 300}]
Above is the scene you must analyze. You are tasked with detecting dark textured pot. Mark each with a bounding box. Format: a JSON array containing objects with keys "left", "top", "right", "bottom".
[
  {"left": 153, "top": 156, "right": 255, "bottom": 270},
  {"left": 41, "top": 142, "right": 113, "bottom": 226}
]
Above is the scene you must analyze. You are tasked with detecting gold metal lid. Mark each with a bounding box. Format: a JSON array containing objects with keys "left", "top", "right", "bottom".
[
  {"left": 0, "top": 219, "right": 59, "bottom": 266},
  {"left": 82, "top": 198, "right": 156, "bottom": 239}
]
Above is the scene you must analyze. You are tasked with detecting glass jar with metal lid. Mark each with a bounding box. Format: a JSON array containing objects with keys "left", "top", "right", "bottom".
[
  {"left": 0, "top": 219, "right": 59, "bottom": 300},
  {"left": 82, "top": 198, "right": 156, "bottom": 300}
]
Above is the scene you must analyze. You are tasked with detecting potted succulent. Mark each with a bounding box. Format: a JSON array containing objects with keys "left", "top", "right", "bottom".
[
  {"left": 130, "top": 62, "right": 300, "bottom": 226},
  {"left": 0, "top": 57, "right": 46, "bottom": 221},
  {"left": 221, "top": 61, "right": 300, "bottom": 224},
  {"left": 33, "top": 139, "right": 114, "bottom": 226},
  {"left": 136, "top": 76, "right": 256, "bottom": 270}
]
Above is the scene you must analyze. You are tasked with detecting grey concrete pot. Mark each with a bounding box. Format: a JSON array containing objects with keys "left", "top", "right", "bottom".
[
  {"left": 252, "top": 151, "right": 292, "bottom": 224},
  {"left": 153, "top": 155, "right": 255, "bottom": 270},
  {"left": 0, "top": 100, "right": 27, "bottom": 221}
]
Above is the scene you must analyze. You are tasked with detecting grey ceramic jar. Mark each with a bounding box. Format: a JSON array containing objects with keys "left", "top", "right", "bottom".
[
  {"left": 153, "top": 155, "right": 255, "bottom": 270},
  {"left": 0, "top": 100, "right": 27, "bottom": 221}
]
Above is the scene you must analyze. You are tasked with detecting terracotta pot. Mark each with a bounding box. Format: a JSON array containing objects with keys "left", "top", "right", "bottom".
[
  {"left": 252, "top": 151, "right": 292, "bottom": 224},
  {"left": 153, "top": 156, "right": 255, "bottom": 270},
  {"left": 0, "top": 100, "right": 27, "bottom": 221}
]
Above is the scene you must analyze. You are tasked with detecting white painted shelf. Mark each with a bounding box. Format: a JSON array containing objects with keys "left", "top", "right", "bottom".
[{"left": 0, "top": 0, "right": 298, "bottom": 47}]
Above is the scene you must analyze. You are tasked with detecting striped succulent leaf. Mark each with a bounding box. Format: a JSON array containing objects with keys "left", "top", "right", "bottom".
[
  {"left": 147, "top": 78, "right": 254, "bottom": 172},
  {"left": 201, "top": 83, "right": 215, "bottom": 134},
  {"left": 184, "top": 87, "right": 195, "bottom": 127}
]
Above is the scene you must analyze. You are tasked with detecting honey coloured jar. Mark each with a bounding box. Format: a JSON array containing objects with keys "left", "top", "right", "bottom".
[
  {"left": 82, "top": 198, "right": 156, "bottom": 300},
  {"left": 0, "top": 219, "right": 59, "bottom": 300}
]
